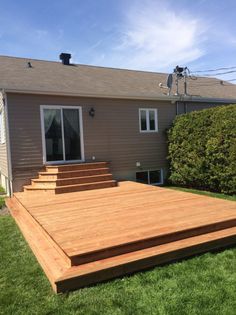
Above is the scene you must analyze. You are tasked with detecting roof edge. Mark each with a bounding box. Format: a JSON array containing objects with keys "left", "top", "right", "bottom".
[{"left": 2, "top": 88, "right": 236, "bottom": 104}]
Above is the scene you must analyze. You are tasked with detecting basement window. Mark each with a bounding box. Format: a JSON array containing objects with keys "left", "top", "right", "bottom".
[
  {"left": 139, "top": 108, "right": 158, "bottom": 132},
  {"left": 136, "top": 169, "right": 163, "bottom": 185}
]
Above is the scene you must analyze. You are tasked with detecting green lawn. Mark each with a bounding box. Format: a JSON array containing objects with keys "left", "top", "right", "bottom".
[
  {"left": 0, "top": 216, "right": 236, "bottom": 315},
  {"left": 167, "top": 186, "right": 236, "bottom": 202}
]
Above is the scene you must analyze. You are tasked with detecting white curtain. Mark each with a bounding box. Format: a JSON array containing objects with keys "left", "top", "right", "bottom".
[
  {"left": 44, "top": 109, "right": 56, "bottom": 134},
  {"left": 63, "top": 109, "right": 80, "bottom": 137}
]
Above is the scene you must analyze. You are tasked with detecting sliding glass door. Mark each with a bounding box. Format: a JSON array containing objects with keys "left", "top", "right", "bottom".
[
  {"left": 41, "top": 106, "right": 84, "bottom": 163},
  {"left": 43, "top": 108, "right": 63, "bottom": 161}
]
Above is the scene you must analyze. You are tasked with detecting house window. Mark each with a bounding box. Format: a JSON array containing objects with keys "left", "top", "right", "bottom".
[
  {"left": 136, "top": 171, "right": 149, "bottom": 184},
  {"left": 136, "top": 169, "right": 163, "bottom": 185},
  {"left": 139, "top": 108, "right": 158, "bottom": 132},
  {"left": 0, "top": 109, "right": 5, "bottom": 144}
]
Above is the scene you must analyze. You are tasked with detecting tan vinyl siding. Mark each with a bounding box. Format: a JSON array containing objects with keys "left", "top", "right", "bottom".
[
  {"left": 7, "top": 93, "right": 176, "bottom": 191},
  {"left": 0, "top": 92, "right": 8, "bottom": 178}
]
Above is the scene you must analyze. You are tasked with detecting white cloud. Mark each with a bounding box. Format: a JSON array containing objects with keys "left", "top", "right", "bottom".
[{"left": 95, "top": 1, "right": 207, "bottom": 72}]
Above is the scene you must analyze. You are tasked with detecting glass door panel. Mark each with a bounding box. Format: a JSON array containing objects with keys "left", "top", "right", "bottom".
[
  {"left": 63, "top": 108, "right": 81, "bottom": 161},
  {"left": 44, "top": 109, "right": 63, "bottom": 161}
]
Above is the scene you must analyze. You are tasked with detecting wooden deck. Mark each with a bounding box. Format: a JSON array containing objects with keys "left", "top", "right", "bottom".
[{"left": 6, "top": 181, "right": 236, "bottom": 292}]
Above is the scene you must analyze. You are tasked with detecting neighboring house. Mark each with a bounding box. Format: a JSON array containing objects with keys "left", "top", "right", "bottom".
[{"left": 1, "top": 53, "right": 236, "bottom": 195}]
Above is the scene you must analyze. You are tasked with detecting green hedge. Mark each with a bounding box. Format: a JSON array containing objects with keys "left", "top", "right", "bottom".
[{"left": 168, "top": 105, "right": 236, "bottom": 195}]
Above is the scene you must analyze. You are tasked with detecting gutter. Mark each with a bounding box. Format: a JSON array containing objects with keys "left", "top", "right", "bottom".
[
  {"left": 1, "top": 90, "right": 13, "bottom": 196},
  {"left": 3, "top": 88, "right": 236, "bottom": 104}
]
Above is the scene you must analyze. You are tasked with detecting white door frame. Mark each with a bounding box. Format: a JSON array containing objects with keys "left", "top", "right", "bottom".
[{"left": 40, "top": 105, "right": 85, "bottom": 165}]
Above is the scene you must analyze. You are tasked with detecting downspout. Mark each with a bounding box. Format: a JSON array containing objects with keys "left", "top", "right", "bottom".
[
  {"left": 184, "top": 102, "right": 187, "bottom": 113},
  {"left": 2, "top": 90, "right": 13, "bottom": 196},
  {"left": 175, "top": 101, "right": 179, "bottom": 115}
]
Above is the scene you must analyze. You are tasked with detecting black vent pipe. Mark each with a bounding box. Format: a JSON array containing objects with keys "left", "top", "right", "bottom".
[{"left": 59, "top": 53, "right": 71, "bottom": 65}]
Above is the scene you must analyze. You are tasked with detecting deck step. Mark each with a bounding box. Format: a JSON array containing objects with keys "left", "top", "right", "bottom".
[
  {"left": 24, "top": 180, "right": 118, "bottom": 194},
  {"left": 39, "top": 168, "right": 110, "bottom": 179},
  {"left": 7, "top": 195, "right": 236, "bottom": 293},
  {"left": 25, "top": 161, "right": 117, "bottom": 193},
  {"left": 6, "top": 183, "right": 236, "bottom": 293},
  {"left": 5, "top": 196, "right": 71, "bottom": 274},
  {"left": 46, "top": 162, "right": 109, "bottom": 173},
  {"left": 32, "top": 174, "right": 113, "bottom": 188},
  {"left": 68, "top": 216, "right": 236, "bottom": 265},
  {"left": 56, "top": 226, "right": 236, "bottom": 292}
]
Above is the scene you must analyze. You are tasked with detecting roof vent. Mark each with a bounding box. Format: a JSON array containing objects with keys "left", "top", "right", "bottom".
[{"left": 59, "top": 53, "right": 71, "bottom": 65}]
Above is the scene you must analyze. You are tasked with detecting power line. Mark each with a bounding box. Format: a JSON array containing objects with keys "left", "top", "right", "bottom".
[
  {"left": 188, "top": 83, "right": 233, "bottom": 87},
  {"left": 191, "top": 66, "right": 236, "bottom": 73},
  {"left": 188, "top": 80, "right": 235, "bottom": 87},
  {"left": 187, "top": 77, "right": 236, "bottom": 87},
  {"left": 159, "top": 65, "right": 236, "bottom": 96},
  {"left": 196, "top": 70, "right": 236, "bottom": 77}
]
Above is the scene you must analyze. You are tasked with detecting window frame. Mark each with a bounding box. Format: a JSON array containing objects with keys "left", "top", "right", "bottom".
[
  {"left": 40, "top": 105, "right": 85, "bottom": 165},
  {"left": 136, "top": 169, "right": 163, "bottom": 185},
  {"left": 139, "top": 108, "right": 158, "bottom": 133}
]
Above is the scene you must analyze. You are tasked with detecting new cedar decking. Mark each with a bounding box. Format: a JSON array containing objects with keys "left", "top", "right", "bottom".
[
  {"left": 24, "top": 162, "right": 117, "bottom": 193},
  {"left": 6, "top": 181, "right": 236, "bottom": 293}
]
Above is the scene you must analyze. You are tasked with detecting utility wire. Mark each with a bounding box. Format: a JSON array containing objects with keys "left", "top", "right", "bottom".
[
  {"left": 162, "top": 66, "right": 236, "bottom": 96},
  {"left": 187, "top": 77, "right": 236, "bottom": 87},
  {"left": 191, "top": 66, "right": 236, "bottom": 73},
  {"left": 188, "top": 79, "right": 235, "bottom": 86},
  {"left": 195, "top": 70, "right": 236, "bottom": 77}
]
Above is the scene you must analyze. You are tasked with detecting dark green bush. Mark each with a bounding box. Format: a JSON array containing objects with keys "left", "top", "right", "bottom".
[{"left": 168, "top": 105, "right": 236, "bottom": 194}]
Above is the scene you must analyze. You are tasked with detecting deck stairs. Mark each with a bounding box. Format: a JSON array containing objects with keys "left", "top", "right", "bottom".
[{"left": 24, "top": 162, "right": 117, "bottom": 193}]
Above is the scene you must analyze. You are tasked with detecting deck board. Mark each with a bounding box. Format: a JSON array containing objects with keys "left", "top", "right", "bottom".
[
  {"left": 14, "top": 182, "right": 236, "bottom": 259},
  {"left": 8, "top": 181, "right": 236, "bottom": 292}
]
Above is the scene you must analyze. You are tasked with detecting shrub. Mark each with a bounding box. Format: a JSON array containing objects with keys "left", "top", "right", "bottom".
[
  {"left": 168, "top": 105, "right": 236, "bottom": 194},
  {"left": 0, "top": 197, "right": 5, "bottom": 209}
]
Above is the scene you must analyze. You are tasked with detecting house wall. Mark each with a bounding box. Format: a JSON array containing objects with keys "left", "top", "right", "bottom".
[
  {"left": 7, "top": 93, "right": 231, "bottom": 192},
  {"left": 7, "top": 93, "right": 176, "bottom": 191},
  {"left": 0, "top": 92, "right": 9, "bottom": 193}
]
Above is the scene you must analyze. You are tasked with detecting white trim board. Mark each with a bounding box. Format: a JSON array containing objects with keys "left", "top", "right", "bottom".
[{"left": 2, "top": 91, "right": 13, "bottom": 195}]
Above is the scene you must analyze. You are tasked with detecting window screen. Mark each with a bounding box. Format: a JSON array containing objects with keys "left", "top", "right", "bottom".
[
  {"left": 136, "top": 169, "right": 163, "bottom": 185},
  {"left": 136, "top": 171, "right": 149, "bottom": 184},
  {"left": 149, "top": 110, "right": 156, "bottom": 131},
  {"left": 140, "top": 110, "right": 147, "bottom": 131},
  {"left": 149, "top": 170, "right": 162, "bottom": 184}
]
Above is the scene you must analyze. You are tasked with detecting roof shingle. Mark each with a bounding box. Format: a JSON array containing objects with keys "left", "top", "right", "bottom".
[{"left": 1, "top": 55, "right": 236, "bottom": 101}]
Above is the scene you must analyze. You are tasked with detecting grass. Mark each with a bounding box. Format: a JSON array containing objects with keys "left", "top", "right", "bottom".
[
  {"left": 167, "top": 186, "right": 236, "bottom": 202},
  {"left": 0, "top": 216, "right": 236, "bottom": 315}
]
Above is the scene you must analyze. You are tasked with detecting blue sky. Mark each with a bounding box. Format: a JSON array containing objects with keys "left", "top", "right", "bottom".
[{"left": 1, "top": 0, "right": 236, "bottom": 80}]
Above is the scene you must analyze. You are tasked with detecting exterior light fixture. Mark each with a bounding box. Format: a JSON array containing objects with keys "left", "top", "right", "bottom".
[{"left": 89, "top": 107, "right": 95, "bottom": 117}]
